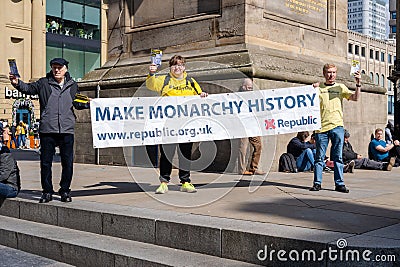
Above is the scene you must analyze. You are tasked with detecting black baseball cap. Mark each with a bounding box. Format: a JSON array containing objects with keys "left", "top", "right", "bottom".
[
  {"left": 50, "top": 58, "right": 69, "bottom": 68},
  {"left": 344, "top": 129, "right": 350, "bottom": 138}
]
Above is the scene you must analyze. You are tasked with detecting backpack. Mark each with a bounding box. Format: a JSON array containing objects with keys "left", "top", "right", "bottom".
[
  {"left": 278, "top": 153, "right": 298, "bottom": 173},
  {"left": 161, "top": 74, "right": 200, "bottom": 95}
]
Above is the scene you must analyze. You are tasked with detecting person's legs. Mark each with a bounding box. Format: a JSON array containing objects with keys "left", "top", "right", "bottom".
[
  {"left": 58, "top": 134, "right": 74, "bottom": 195},
  {"left": 159, "top": 143, "right": 176, "bottom": 183},
  {"left": 0, "top": 183, "right": 18, "bottom": 198},
  {"left": 329, "top": 126, "right": 345, "bottom": 186},
  {"left": 248, "top": 136, "right": 262, "bottom": 173},
  {"left": 21, "top": 135, "right": 26, "bottom": 148},
  {"left": 177, "top": 142, "right": 193, "bottom": 183},
  {"left": 313, "top": 132, "right": 329, "bottom": 186},
  {"left": 238, "top": 138, "right": 249, "bottom": 173},
  {"left": 297, "top": 148, "right": 314, "bottom": 172},
  {"left": 40, "top": 134, "right": 56, "bottom": 194},
  {"left": 356, "top": 158, "right": 384, "bottom": 170}
]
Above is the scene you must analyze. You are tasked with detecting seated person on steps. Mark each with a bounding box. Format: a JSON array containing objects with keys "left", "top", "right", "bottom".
[
  {"left": 343, "top": 129, "right": 395, "bottom": 172},
  {"left": 287, "top": 131, "right": 316, "bottom": 172},
  {"left": 0, "top": 144, "right": 20, "bottom": 206},
  {"left": 369, "top": 128, "right": 400, "bottom": 166}
]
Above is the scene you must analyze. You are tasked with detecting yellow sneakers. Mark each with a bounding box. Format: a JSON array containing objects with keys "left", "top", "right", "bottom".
[
  {"left": 155, "top": 183, "right": 168, "bottom": 194},
  {"left": 180, "top": 182, "right": 197, "bottom": 193}
]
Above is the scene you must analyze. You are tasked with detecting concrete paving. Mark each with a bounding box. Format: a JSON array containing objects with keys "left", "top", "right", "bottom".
[{"left": 6, "top": 149, "right": 400, "bottom": 265}]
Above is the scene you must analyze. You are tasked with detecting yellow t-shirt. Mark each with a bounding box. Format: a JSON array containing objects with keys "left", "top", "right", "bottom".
[
  {"left": 146, "top": 72, "right": 202, "bottom": 97},
  {"left": 317, "top": 83, "right": 352, "bottom": 133}
]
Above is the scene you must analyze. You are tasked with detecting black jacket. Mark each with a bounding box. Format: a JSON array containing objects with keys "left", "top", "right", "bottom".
[
  {"left": 0, "top": 150, "right": 20, "bottom": 191},
  {"left": 342, "top": 141, "right": 358, "bottom": 163},
  {"left": 14, "top": 71, "right": 79, "bottom": 134},
  {"left": 287, "top": 137, "right": 315, "bottom": 159}
]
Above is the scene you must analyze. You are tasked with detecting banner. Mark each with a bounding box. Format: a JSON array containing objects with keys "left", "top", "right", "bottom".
[{"left": 91, "top": 85, "right": 321, "bottom": 148}]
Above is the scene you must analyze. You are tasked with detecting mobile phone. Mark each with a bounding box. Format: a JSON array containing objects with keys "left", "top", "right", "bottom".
[{"left": 8, "top": 58, "right": 20, "bottom": 78}]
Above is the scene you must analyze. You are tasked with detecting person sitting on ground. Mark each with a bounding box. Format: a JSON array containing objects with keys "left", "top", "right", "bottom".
[
  {"left": 343, "top": 129, "right": 395, "bottom": 172},
  {"left": 287, "top": 131, "right": 316, "bottom": 172},
  {"left": 0, "top": 143, "right": 20, "bottom": 206},
  {"left": 369, "top": 128, "right": 400, "bottom": 166}
]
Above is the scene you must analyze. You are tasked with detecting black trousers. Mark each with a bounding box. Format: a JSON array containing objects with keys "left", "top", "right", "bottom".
[
  {"left": 354, "top": 158, "right": 384, "bottom": 170},
  {"left": 159, "top": 142, "right": 192, "bottom": 183},
  {"left": 40, "top": 133, "right": 74, "bottom": 194}
]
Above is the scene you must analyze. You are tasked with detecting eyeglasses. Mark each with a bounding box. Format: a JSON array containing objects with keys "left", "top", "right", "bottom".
[{"left": 171, "top": 64, "right": 185, "bottom": 68}]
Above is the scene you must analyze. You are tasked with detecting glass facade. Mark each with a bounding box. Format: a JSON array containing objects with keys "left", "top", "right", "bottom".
[{"left": 46, "top": 0, "right": 101, "bottom": 80}]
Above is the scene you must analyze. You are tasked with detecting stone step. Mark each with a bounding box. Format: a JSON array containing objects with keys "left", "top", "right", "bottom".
[
  {"left": 0, "top": 215, "right": 259, "bottom": 267},
  {"left": 3, "top": 195, "right": 395, "bottom": 266}
]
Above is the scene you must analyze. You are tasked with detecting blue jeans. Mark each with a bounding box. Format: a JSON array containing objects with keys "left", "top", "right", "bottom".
[
  {"left": 313, "top": 126, "right": 345, "bottom": 186},
  {"left": 40, "top": 133, "right": 74, "bottom": 194},
  {"left": 296, "top": 148, "right": 315, "bottom": 172},
  {"left": 0, "top": 183, "right": 18, "bottom": 198},
  {"left": 19, "top": 134, "right": 26, "bottom": 147}
]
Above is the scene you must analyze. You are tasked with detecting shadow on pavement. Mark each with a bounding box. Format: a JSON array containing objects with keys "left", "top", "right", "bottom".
[
  {"left": 10, "top": 149, "right": 61, "bottom": 162},
  {"left": 236, "top": 198, "right": 400, "bottom": 234}
]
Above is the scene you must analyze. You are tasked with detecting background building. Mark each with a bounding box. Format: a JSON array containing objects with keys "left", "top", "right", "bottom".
[
  {"left": 348, "top": 31, "right": 396, "bottom": 119},
  {"left": 348, "top": 0, "right": 388, "bottom": 40},
  {"left": 0, "top": 0, "right": 107, "bottom": 129},
  {"left": 389, "top": 0, "right": 396, "bottom": 39}
]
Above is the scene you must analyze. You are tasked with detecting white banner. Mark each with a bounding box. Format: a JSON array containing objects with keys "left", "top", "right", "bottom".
[{"left": 90, "top": 85, "right": 321, "bottom": 148}]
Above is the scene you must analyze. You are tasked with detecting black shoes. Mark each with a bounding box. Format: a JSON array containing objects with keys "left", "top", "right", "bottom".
[
  {"left": 335, "top": 185, "right": 349, "bottom": 193},
  {"left": 39, "top": 193, "right": 53, "bottom": 203},
  {"left": 310, "top": 184, "right": 349, "bottom": 193},
  {"left": 39, "top": 192, "right": 72, "bottom": 203},
  {"left": 60, "top": 192, "right": 72, "bottom": 202},
  {"left": 309, "top": 184, "right": 321, "bottom": 191},
  {"left": 344, "top": 160, "right": 355, "bottom": 173}
]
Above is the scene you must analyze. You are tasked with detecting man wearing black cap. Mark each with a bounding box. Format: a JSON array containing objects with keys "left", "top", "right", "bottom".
[{"left": 9, "top": 58, "right": 88, "bottom": 203}]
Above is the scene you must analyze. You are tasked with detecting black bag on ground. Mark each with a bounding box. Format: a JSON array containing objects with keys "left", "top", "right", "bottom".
[{"left": 278, "top": 153, "right": 298, "bottom": 173}]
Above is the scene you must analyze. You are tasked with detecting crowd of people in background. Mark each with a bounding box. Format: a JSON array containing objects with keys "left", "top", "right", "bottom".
[
  {"left": 0, "top": 120, "right": 40, "bottom": 150},
  {"left": 284, "top": 124, "right": 400, "bottom": 175}
]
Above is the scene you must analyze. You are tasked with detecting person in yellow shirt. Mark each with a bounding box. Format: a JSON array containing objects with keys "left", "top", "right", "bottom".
[
  {"left": 310, "top": 63, "right": 361, "bottom": 193},
  {"left": 146, "top": 55, "right": 208, "bottom": 194},
  {"left": 16, "top": 122, "right": 27, "bottom": 149}
]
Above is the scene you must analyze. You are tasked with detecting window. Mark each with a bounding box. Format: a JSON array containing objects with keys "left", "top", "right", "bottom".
[
  {"left": 381, "top": 74, "right": 385, "bottom": 87},
  {"left": 355, "top": 45, "right": 359, "bottom": 55},
  {"left": 47, "top": 1, "right": 61, "bottom": 17},
  {"left": 369, "top": 72, "right": 374, "bottom": 82},
  {"left": 45, "top": 0, "right": 101, "bottom": 80},
  {"left": 348, "top": 43, "right": 353, "bottom": 54},
  {"left": 361, "top": 47, "right": 365, "bottom": 57},
  {"left": 375, "top": 51, "right": 379, "bottom": 61},
  {"left": 392, "top": 12, "right": 397, "bottom": 20},
  {"left": 381, "top": 52, "right": 385, "bottom": 62},
  {"left": 375, "top": 73, "right": 379, "bottom": 85},
  {"left": 388, "top": 95, "right": 394, "bottom": 114},
  {"left": 370, "top": 49, "right": 374, "bottom": 59},
  {"left": 388, "top": 81, "right": 392, "bottom": 91}
]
